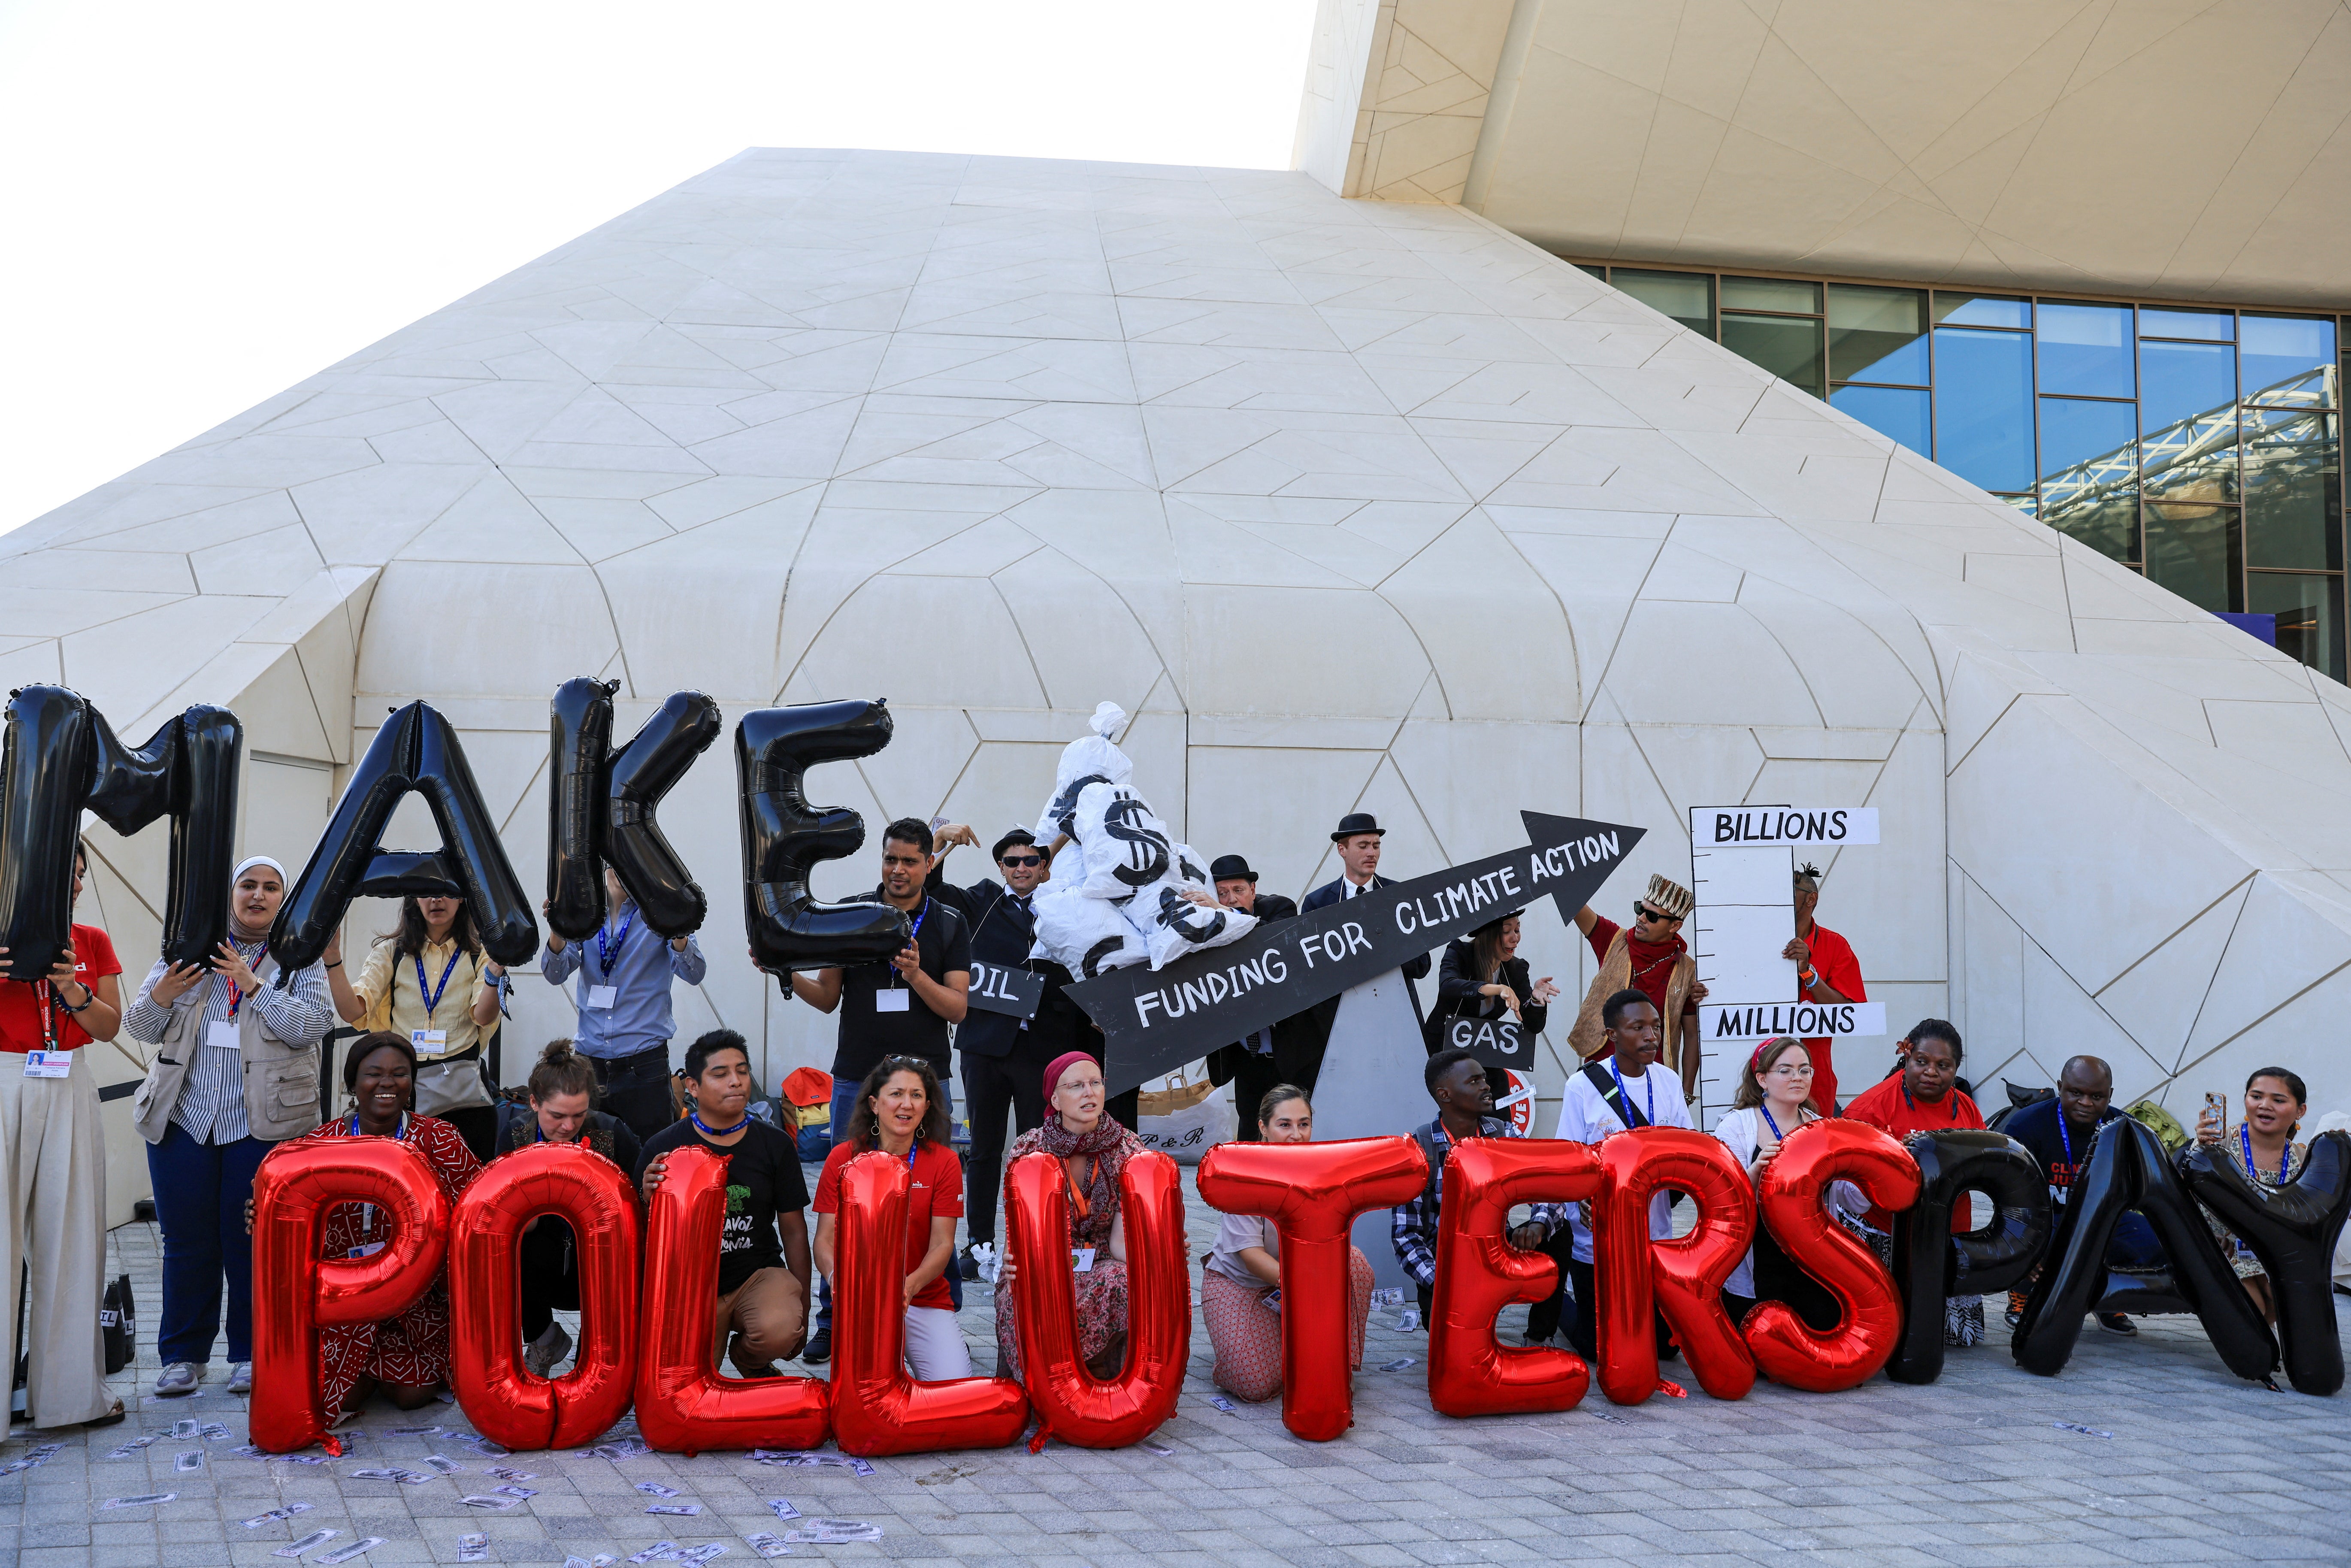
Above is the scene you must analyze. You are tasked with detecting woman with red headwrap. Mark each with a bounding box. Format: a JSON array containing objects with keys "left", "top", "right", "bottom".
[{"left": 993, "top": 1052, "right": 1144, "bottom": 1380}]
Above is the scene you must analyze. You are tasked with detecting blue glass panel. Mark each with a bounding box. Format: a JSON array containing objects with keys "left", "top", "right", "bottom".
[
  {"left": 1932, "top": 293, "right": 2029, "bottom": 329},
  {"left": 2037, "top": 303, "right": 2134, "bottom": 397},
  {"left": 1831, "top": 385, "right": 1930, "bottom": 456},
  {"left": 2140, "top": 339, "right": 2235, "bottom": 434},
  {"left": 2142, "top": 306, "right": 2232, "bottom": 341},
  {"left": 2241, "top": 315, "right": 2337, "bottom": 406},
  {"left": 2144, "top": 503, "right": 2236, "bottom": 611},
  {"left": 1932, "top": 327, "right": 2035, "bottom": 492},
  {"left": 2039, "top": 397, "right": 2136, "bottom": 481}
]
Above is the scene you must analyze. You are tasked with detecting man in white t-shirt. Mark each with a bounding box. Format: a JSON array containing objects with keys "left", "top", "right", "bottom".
[{"left": 1554, "top": 987, "right": 1692, "bottom": 1362}]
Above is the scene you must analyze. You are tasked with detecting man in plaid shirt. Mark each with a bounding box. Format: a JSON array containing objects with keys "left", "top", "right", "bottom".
[{"left": 1393, "top": 1048, "right": 1567, "bottom": 1322}]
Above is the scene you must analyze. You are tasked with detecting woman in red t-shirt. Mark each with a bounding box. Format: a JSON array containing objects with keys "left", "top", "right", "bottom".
[
  {"left": 812, "top": 1055, "right": 968, "bottom": 1380},
  {"left": 0, "top": 841, "right": 126, "bottom": 1427}
]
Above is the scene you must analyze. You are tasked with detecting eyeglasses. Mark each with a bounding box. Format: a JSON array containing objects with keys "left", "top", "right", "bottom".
[
  {"left": 1764, "top": 1063, "right": 1813, "bottom": 1078},
  {"left": 998, "top": 854, "right": 1044, "bottom": 868}
]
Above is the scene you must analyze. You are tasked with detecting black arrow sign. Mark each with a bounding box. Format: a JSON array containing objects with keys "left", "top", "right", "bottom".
[{"left": 1071, "top": 815, "right": 1645, "bottom": 1094}]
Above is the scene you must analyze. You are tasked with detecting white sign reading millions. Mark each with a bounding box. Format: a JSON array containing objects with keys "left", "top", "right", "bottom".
[
  {"left": 1694, "top": 806, "right": 1879, "bottom": 847},
  {"left": 1699, "top": 1000, "right": 1889, "bottom": 1043}
]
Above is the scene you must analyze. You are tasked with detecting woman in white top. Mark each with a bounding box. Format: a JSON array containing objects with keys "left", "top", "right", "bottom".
[
  {"left": 1201, "top": 1084, "right": 1375, "bottom": 1402},
  {"left": 1713, "top": 1036, "right": 1845, "bottom": 1331}
]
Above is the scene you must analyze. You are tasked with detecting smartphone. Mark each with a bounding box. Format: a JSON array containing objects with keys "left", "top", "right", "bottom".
[{"left": 2205, "top": 1091, "right": 2227, "bottom": 1127}]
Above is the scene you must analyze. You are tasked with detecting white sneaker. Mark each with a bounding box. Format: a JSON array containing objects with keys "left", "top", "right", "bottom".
[
  {"left": 523, "top": 1321, "right": 573, "bottom": 1379},
  {"left": 154, "top": 1362, "right": 200, "bottom": 1397},
  {"left": 226, "top": 1362, "right": 253, "bottom": 1395}
]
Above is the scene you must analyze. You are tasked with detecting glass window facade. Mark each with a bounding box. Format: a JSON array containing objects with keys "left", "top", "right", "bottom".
[{"left": 1570, "top": 259, "right": 2348, "bottom": 681}]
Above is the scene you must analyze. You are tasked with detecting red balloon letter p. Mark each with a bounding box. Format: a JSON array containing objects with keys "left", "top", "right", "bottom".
[{"left": 250, "top": 1138, "right": 451, "bottom": 1453}]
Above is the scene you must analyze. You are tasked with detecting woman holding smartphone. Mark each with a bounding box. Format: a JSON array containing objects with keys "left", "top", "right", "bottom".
[{"left": 2195, "top": 1067, "right": 2312, "bottom": 1323}]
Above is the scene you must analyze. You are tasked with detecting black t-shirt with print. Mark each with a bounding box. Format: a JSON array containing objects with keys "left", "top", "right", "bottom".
[
  {"left": 635, "top": 1117, "right": 810, "bottom": 1294},
  {"left": 832, "top": 890, "right": 972, "bottom": 1081}
]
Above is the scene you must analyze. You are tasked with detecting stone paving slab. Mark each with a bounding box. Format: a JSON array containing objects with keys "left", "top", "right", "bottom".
[{"left": 3, "top": 1171, "right": 2345, "bottom": 1568}]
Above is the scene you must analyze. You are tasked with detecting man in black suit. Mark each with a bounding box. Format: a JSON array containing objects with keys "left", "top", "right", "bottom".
[
  {"left": 1288, "top": 812, "right": 1433, "bottom": 1094},
  {"left": 928, "top": 824, "right": 1083, "bottom": 1280},
  {"left": 1201, "top": 854, "right": 1301, "bottom": 1139}
]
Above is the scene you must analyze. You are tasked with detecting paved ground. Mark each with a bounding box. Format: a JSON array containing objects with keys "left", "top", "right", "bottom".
[{"left": 7, "top": 1172, "right": 2348, "bottom": 1568}]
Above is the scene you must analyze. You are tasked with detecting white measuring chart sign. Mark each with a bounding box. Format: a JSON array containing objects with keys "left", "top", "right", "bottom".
[{"left": 1687, "top": 806, "right": 1885, "bottom": 1123}]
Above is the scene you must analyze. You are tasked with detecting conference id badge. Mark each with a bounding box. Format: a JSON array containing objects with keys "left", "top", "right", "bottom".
[
  {"left": 207, "top": 1020, "right": 242, "bottom": 1050},
  {"left": 21, "top": 1050, "right": 70, "bottom": 1079},
  {"left": 874, "top": 989, "right": 911, "bottom": 1013},
  {"left": 411, "top": 1029, "right": 448, "bottom": 1058},
  {"left": 1071, "top": 1247, "right": 1096, "bottom": 1273},
  {"left": 586, "top": 985, "right": 617, "bottom": 1011}
]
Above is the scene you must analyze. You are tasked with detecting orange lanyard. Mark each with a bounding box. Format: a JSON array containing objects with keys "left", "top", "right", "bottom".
[{"left": 1061, "top": 1154, "right": 1099, "bottom": 1224}]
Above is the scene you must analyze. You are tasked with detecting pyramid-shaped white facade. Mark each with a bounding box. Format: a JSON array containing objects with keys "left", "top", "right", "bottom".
[{"left": 15, "top": 151, "right": 2350, "bottom": 1212}]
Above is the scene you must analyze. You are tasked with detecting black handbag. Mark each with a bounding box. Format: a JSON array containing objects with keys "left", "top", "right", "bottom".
[{"left": 101, "top": 1273, "right": 135, "bottom": 1375}]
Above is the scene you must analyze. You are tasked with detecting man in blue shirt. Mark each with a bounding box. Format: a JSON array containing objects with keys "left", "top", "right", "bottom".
[
  {"left": 542, "top": 866, "right": 709, "bottom": 1141},
  {"left": 2002, "top": 1055, "right": 2160, "bottom": 1337}
]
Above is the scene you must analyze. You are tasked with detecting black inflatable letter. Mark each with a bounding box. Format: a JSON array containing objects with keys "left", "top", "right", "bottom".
[
  {"left": 269, "top": 702, "right": 536, "bottom": 972},
  {"left": 2180, "top": 1130, "right": 2351, "bottom": 1395},
  {"left": 1886, "top": 1130, "right": 2051, "bottom": 1384},
  {"left": 546, "top": 678, "right": 720, "bottom": 941},
  {"left": 736, "top": 699, "right": 906, "bottom": 975},
  {"left": 2013, "top": 1116, "right": 2275, "bottom": 1382},
  {"left": 0, "top": 686, "right": 242, "bottom": 981}
]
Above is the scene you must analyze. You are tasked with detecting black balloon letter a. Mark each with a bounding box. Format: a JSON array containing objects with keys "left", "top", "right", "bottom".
[{"left": 270, "top": 702, "right": 537, "bottom": 972}]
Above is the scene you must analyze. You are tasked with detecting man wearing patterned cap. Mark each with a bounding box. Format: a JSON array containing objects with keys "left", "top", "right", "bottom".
[{"left": 1566, "top": 875, "right": 1708, "bottom": 1103}]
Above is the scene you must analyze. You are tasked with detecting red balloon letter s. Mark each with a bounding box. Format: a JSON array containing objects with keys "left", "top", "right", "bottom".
[
  {"left": 1004, "top": 1149, "right": 1189, "bottom": 1448},
  {"left": 250, "top": 1138, "right": 451, "bottom": 1453},
  {"left": 1194, "top": 1135, "right": 1428, "bottom": 1442},
  {"left": 1427, "top": 1139, "right": 1600, "bottom": 1417},
  {"left": 1747, "top": 1120, "right": 1919, "bottom": 1393},
  {"left": 831, "top": 1153, "right": 1029, "bottom": 1458},
  {"left": 448, "top": 1143, "right": 642, "bottom": 1450},
  {"left": 635, "top": 1146, "right": 830, "bottom": 1454}
]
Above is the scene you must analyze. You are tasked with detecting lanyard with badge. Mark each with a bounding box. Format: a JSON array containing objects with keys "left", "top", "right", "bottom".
[
  {"left": 346, "top": 1112, "right": 412, "bottom": 1256},
  {"left": 586, "top": 906, "right": 634, "bottom": 1011},
  {"left": 1061, "top": 1153, "right": 1100, "bottom": 1272},
  {"left": 22, "top": 977, "right": 73, "bottom": 1078},
  {"left": 874, "top": 899, "right": 926, "bottom": 1014},
  {"left": 412, "top": 948, "right": 462, "bottom": 1058},
  {"left": 206, "top": 942, "right": 266, "bottom": 1053}
]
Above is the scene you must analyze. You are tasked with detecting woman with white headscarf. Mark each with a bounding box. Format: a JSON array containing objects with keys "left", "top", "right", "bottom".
[{"left": 126, "top": 854, "right": 336, "bottom": 1398}]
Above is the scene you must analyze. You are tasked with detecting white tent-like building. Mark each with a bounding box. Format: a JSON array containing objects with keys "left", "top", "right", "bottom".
[{"left": 13, "top": 151, "right": 2349, "bottom": 1218}]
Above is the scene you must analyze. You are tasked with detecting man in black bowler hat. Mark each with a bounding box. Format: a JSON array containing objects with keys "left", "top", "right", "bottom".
[
  {"left": 1202, "top": 854, "right": 1301, "bottom": 1139},
  {"left": 1288, "top": 813, "right": 1433, "bottom": 1093}
]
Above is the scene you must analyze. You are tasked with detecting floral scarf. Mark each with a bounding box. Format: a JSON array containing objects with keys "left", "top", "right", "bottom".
[{"left": 1036, "top": 1111, "right": 1136, "bottom": 1245}]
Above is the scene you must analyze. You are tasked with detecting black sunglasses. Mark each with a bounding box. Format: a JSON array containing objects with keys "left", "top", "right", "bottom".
[
  {"left": 1635, "top": 905, "right": 1683, "bottom": 924},
  {"left": 998, "top": 854, "right": 1044, "bottom": 868}
]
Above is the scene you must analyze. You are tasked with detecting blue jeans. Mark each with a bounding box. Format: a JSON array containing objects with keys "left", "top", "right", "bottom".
[
  {"left": 145, "top": 1123, "right": 273, "bottom": 1365},
  {"left": 815, "top": 1066, "right": 956, "bottom": 1326},
  {"left": 2108, "top": 1210, "right": 2166, "bottom": 1271}
]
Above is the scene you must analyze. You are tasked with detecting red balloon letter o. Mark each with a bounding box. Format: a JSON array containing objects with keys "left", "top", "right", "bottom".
[
  {"left": 447, "top": 1142, "right": 642, "bottom": 1450},
  {"left": 250, "top": 1138, "right": 450, "bottom": 1453}
]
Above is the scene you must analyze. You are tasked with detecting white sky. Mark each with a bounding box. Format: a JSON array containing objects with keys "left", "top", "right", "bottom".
[{"left": 0, "top": 0, "right": 1319, "bottom": 535}]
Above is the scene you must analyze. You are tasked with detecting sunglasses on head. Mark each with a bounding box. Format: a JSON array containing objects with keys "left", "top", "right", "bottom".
[{"left": 998, "top": 853, "right": 1044, "bottom": 867}]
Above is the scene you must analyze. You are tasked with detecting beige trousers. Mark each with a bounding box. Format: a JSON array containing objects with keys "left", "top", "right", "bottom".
[
  {"left": 712, "top": 1266, "right": 807, "bottom": 1375},
  {"left": 0, "top": 1051, "right": 111, "bottom": 1426}
]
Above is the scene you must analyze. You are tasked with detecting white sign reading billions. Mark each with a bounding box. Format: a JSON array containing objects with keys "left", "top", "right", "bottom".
[{"left": 1693, "top": 806, "right": 1879, "bottom": 847}]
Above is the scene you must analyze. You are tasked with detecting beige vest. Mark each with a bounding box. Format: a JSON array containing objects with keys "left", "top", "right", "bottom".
[
  {"left": 131, "top": 958, "right": 323, "bottom": 1143},
  {"left": 1567, "top": 929, "right": 1696, "bottom": 1069}
]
